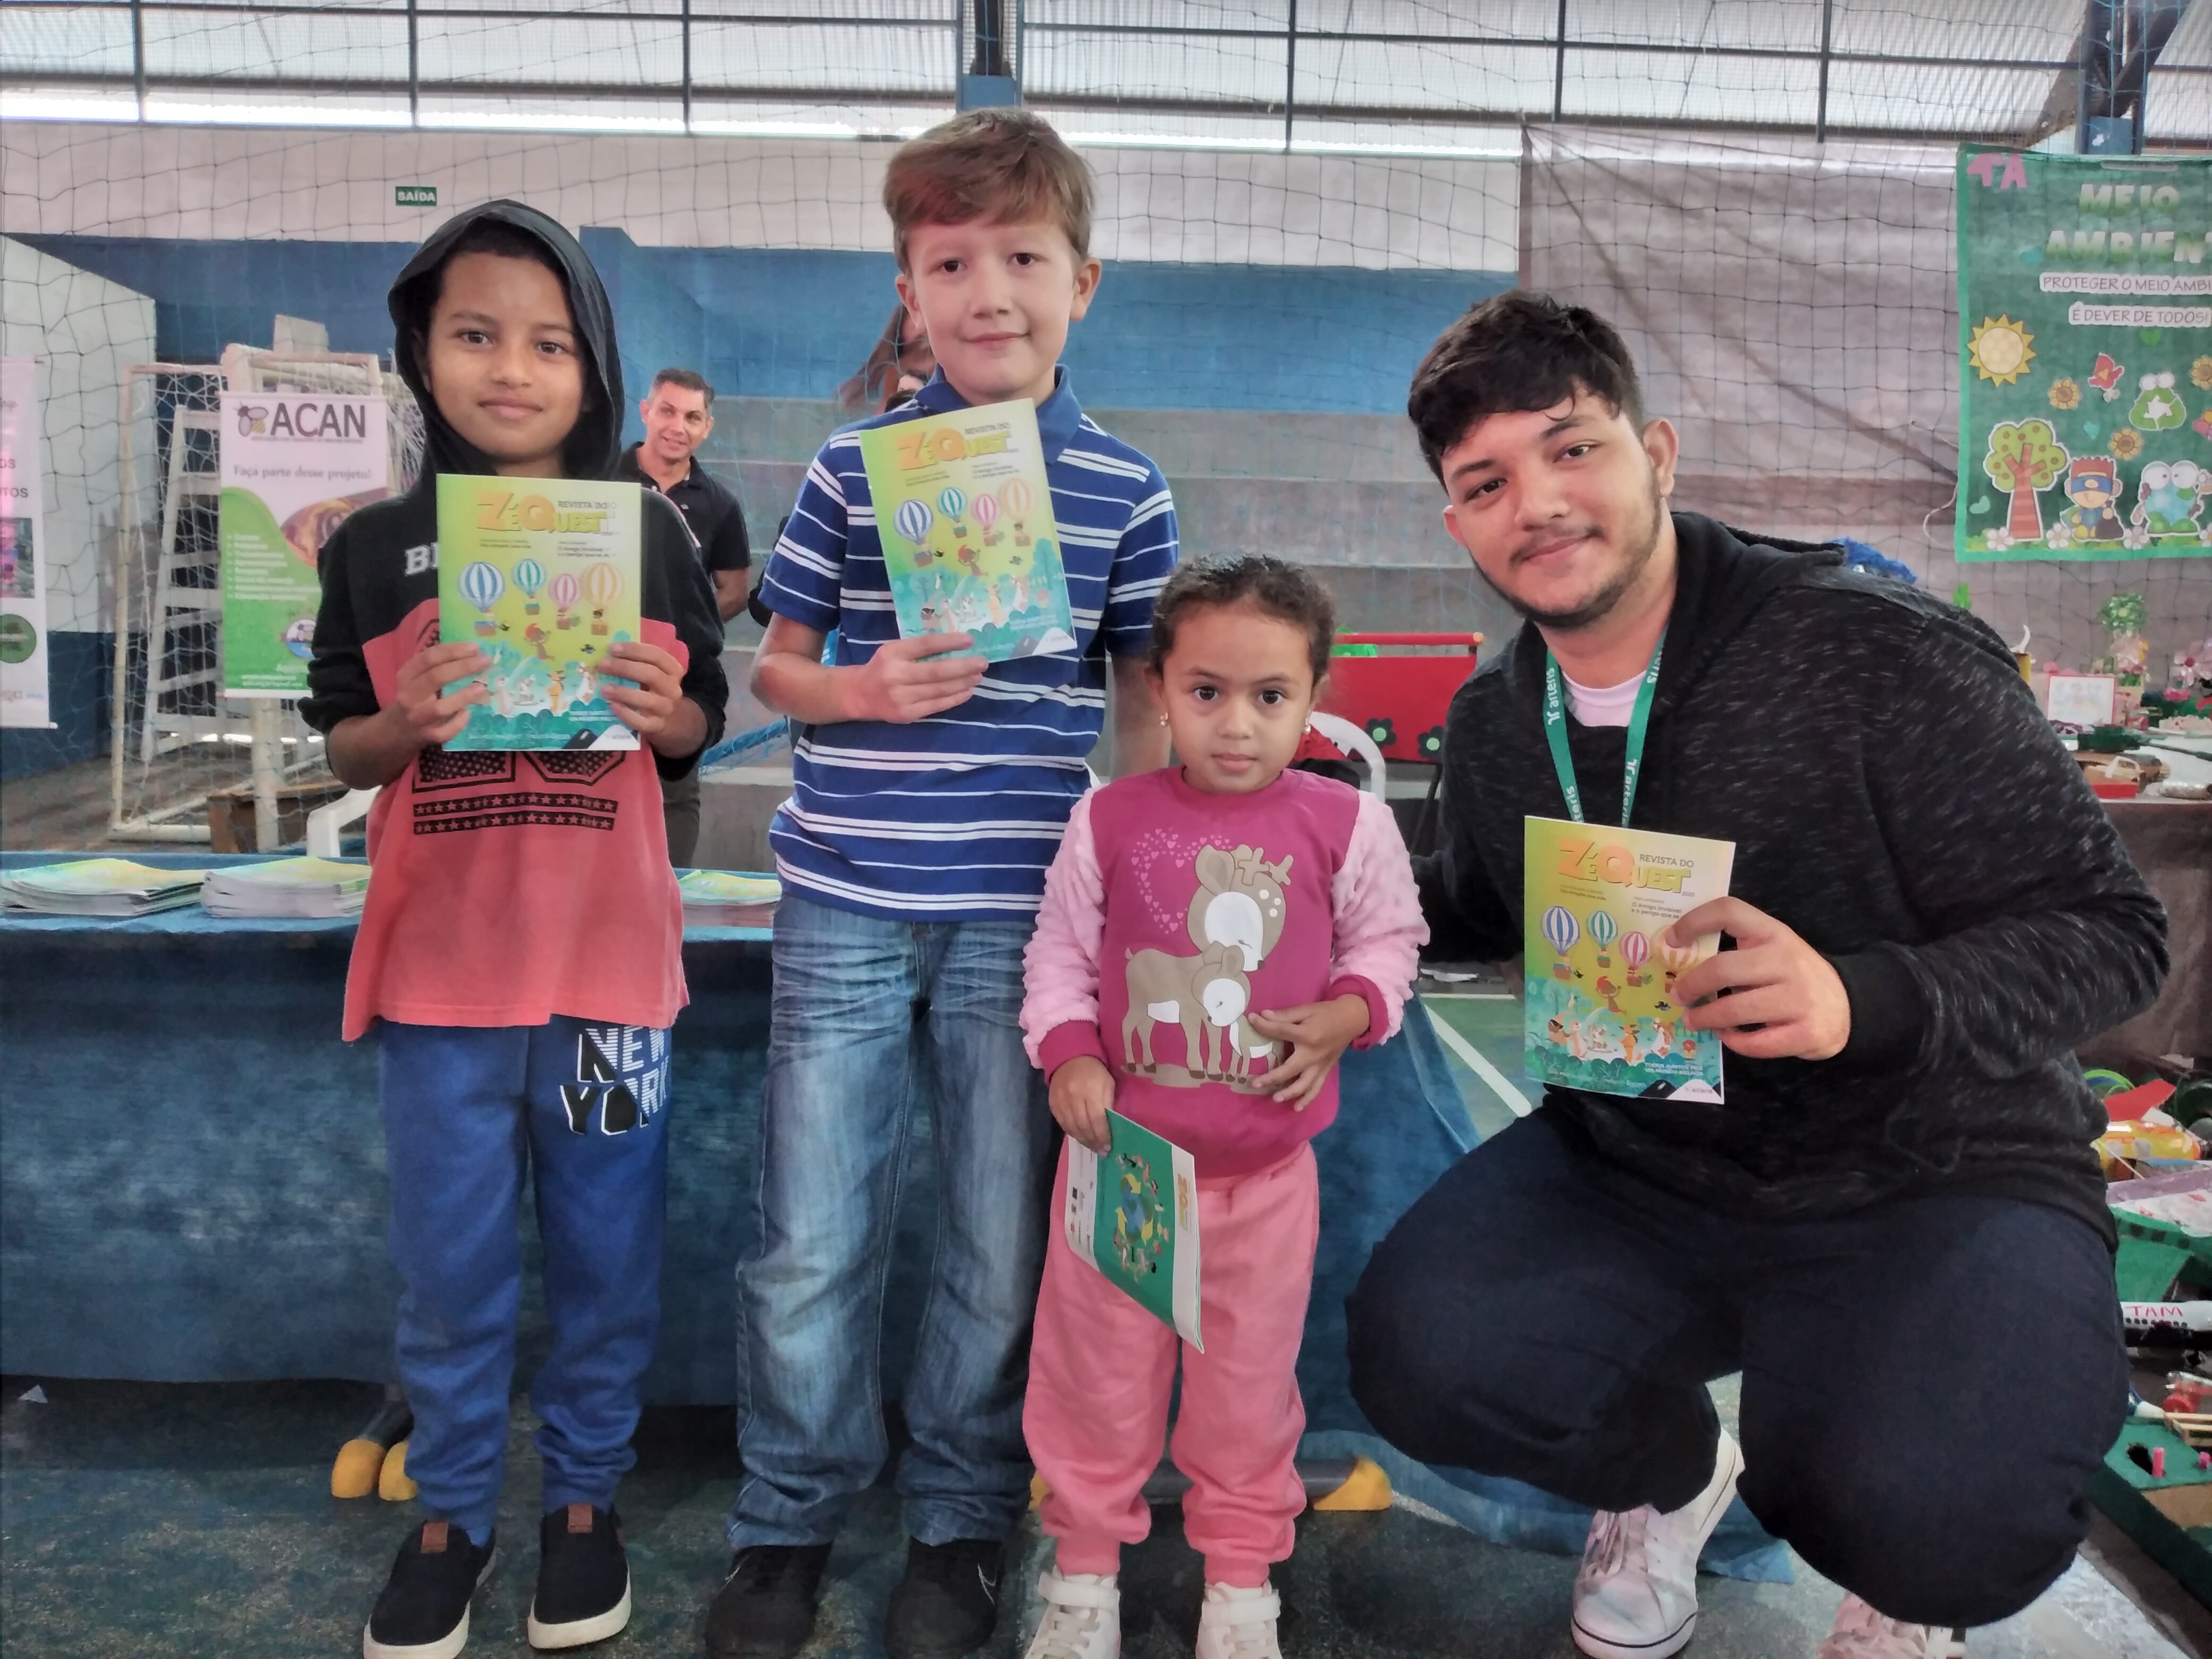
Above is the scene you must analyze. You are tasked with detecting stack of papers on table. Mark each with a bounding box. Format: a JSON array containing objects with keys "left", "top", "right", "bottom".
[
  {"left": 0, "top": 858, "right": 208, "bottom": 916},
  {"left": 201, "top": 857, "right": 370, "bottom": 919},
  {"left": 678, "top": 870, "right": 780, "bottom": 928}
]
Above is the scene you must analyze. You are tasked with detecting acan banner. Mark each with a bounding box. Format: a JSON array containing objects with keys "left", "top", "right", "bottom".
[
  {"left": 0, "top": 356, "right": 50, "bottom": 728},
  {"left": 219, "top": 391, "right": 388, "bottom": 696},
  {"left": 1957, "top": 147, "right": 2212, "bottom": 563}
]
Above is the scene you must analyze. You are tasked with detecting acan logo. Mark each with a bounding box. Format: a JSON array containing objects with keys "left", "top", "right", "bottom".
[{"left": 233, "top": 400, "right": 371, "bottom": 442}]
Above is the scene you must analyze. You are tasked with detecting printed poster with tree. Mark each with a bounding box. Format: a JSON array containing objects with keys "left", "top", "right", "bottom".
[{"left": 1956, "top": 146, "right": 2212, "bottom": 561}]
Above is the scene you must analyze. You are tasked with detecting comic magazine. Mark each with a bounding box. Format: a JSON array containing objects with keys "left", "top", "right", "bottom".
[
  {"left": 857, "top": 398, "right": 1078, "bottom": 662},
  {"left": 1065, "top": 1110, "right": 1202, "bottom": 1349},
  {"left": 437, "top": 476, "right": 641, "bottom": 751},
  {"left": 1523, "top": 817, "right": 1736, "bottom": 1102}
]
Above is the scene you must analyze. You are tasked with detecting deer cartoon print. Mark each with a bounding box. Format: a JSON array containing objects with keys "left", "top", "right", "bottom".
[{"left": 1120, "top": 843, "right": 1294, "bottom": 1090}]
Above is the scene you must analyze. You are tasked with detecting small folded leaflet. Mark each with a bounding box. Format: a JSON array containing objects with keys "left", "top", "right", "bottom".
[
  {"left": 1065, "top": 1110, "right": 1202, "bottom": 1349},
  {"left": 201, "top": 857, "right": 370, "bottom": 919},
  {"left": 0, "top": 858, "right": 208, "bottom": 916}
]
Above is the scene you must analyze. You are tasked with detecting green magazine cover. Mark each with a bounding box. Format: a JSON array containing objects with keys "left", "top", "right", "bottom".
[
  {"left": 856, "top": 397, "right": 1078, "bottom": 663},
  {"left": 1064, "top": 1110, "right": 1202, "bottom": 1349},
  {"left": 436, "top": 475, "right": 641, "bottom": 751}
]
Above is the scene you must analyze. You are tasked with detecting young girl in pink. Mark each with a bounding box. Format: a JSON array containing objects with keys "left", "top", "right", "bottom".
[{"left": 1018, "top": 557, "right": 1426, "bottom": 1659}]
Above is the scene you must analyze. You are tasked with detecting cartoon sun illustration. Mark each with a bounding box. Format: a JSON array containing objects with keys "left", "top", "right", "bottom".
[
  {"left": 2112, "top": 428, "right": 2145, "bottom": 460},
  {"left": 2048, "top": 378, "right": 2082, "bottom": 410},
  {"left": 1968, "top": 316, "right": 2035, "bottom": 386},
  {"left": 2193, "top": 356, "right": 2212, "bottom": 390}
]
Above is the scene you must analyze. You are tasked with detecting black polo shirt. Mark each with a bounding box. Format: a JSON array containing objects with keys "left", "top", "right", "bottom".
[{"left": 617, "top": 444, "right": 751, "bottom": 575}]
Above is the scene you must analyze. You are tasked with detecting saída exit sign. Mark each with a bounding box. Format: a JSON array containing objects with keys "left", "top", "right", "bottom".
[{"left": 395, "top": 185, "right": 438, "bottom": 208}]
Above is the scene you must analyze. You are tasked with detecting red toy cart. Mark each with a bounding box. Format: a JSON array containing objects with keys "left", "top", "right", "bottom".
[
  {"left": 1295, "top": 632, "right": 1483, "bottom": 766},
  {"left": 1295, "top": 633, "right": 1481, "bottom": 854}
]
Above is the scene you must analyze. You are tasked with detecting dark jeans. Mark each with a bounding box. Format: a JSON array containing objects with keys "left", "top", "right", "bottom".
[{"left": 1346, "top": 1110, "right": 2126, "bottom": 1628}]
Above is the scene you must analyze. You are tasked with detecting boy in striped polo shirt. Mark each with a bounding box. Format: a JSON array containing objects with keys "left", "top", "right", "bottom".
[{"left": 708, "top": 110, "right": 1178, "bottom": 1659}]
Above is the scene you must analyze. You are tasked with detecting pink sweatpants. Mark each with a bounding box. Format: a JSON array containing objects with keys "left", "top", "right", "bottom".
[{"left": 1023, "top": 1141, "right": 1320, "bottom": 1588}]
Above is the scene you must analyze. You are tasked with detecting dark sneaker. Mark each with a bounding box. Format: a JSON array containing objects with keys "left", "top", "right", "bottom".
[
  {"left": 364, "top": 1520, "right": 497, "bottom": 1659},
  {"left": 886, "top": 1537, "right": 1006, "bottom": 1659},
  {"left": 529, "top": 1503, "right": 632, "bottom": 1650},
  {"left": 705, "top": 1543, "right": 834, "bottom": 1659}
]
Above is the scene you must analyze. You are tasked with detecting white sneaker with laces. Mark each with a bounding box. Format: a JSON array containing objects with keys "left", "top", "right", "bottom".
[
  {"left": 1194, "top": 1580, "right": 1282, "bottom": 1659},
  {"left": 1570, "top": 1430, "right": 1745, "bottom": 1659},
  {"left": 1816, "top": 1594, "right": 1965, "bottom": 1658},
  {"left": 1024, "top": 1568, "right": 1120, "bottom": 1659}
]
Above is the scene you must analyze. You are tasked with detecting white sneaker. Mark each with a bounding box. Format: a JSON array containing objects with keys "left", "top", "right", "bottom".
[
  {"left": 1024, "top": 1568, "right": 1120, "bottom": 1659},
  {"left": 1195, "top": 1580, "right": 1282, "bottom": 1659},
  {"left": 1817, "top": 1594, "right": 1965, "bottom": 1658},
  {"left": 1570, "top": 1430, "right": 1745, "bottom": 1659}
]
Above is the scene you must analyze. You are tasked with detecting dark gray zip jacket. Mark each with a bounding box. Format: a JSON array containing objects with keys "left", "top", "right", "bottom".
[{"left": 1419, "top": 513, "right": 2168, "bottom": 1244}]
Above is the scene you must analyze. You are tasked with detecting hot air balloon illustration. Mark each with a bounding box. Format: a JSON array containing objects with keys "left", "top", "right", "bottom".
[
  {"left": 937, "top": 485, "right": 968, "bottom": 528},
  {"left": 1588, "top": 909, "right": 1618, "bottom": 967},
  {"left": 460, "top": 560, "right": 505, "bottom": 638},
  {"left": 1621, "top": 929, "right": 1650, "bottom": 988},
  {"left": 513, "top": 557, "right": 545, "bottom": 616},
  {"left": 583, "top": 561, "right": 622, "bottom": 636},
  {"left": 1001, "top": 478, "right": 1035, "bottom": 546},
  {"left": 1655, "top": 934, "right": 1700, "bottom": 1002},
  {"left": 549, "top": 571, "right": 580, "bottom": 631},
  {"left": 1540, "top": 904, "right": 1579, "bottom": 981},
  {"left": 893, "top": 497, "right": 934, "bottom": 552},
  {"left": 971, "top": 490, "right": 1002, "bottom": 547}
]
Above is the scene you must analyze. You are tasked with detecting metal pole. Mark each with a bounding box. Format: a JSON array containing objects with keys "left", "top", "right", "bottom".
[
  {"left": 1552, "top": 0, "right": 1567, "bottom": 121},
  {"left": 681, "top": 0, "right": 692, "bottom": 133},
  {"left": 131, "top": 0, "right": 146, "bottom": 119},
  {"left": 1815, "top": 0, "right": 1833, "bottom": 141},
  {"left": 249, "top": 697, "right": 284, "bottom": 851},
  {"left": 407, "top": 0, "right": 419, "bottom": 128},
  {"left": 1284, "top": 0, "right": 1298, "bottom": 152}
]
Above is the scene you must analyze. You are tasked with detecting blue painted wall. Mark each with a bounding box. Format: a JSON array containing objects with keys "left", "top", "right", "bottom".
[
  {"left": 0, "top": 631, "right": 112, "bottom": 783},
  {"left": 22, "top": 234, "right": 1507, "bottom": 416},
  {"left": 580, "top": 227, "right": 706, "bottom": 443}
]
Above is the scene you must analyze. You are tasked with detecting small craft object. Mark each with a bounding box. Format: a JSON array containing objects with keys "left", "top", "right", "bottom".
[{"left": 331, "top": 1395, "right": 413, "bottom": 1499}]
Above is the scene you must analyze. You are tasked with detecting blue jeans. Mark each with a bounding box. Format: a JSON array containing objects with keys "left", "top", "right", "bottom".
[
  {"left": 729, "top": 894, "right": 1055, "bottom": 1548},
  {"left": 380, "top": 1018, "right": 671, "bottom": 1545}
]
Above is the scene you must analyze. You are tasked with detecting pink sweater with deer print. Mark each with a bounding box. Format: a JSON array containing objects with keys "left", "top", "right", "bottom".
[{"left": 1021, "top": 767, "right": 1427, "bottom": 1178}]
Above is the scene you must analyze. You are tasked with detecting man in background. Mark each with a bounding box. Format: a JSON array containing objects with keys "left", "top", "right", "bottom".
[{"left": 619, "top": 367, "right": 751, "bottom": 864}]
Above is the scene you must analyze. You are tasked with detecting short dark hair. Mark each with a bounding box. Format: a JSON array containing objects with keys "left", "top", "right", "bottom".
[
  {"left": 650, "top": 367, "right": 714, "bottom": 406},
  {"left": 1406, "top": 290, "right": 1646, "bottom": 481},
  {"left": 1148, "top": 557, "right": 1336, "bottom": 687},
  {"left": 401, "top": 218, "right": 568, "bottom": 359},
  {"left": 883, "top": 108, "right": 1094, "bottom": 269}
]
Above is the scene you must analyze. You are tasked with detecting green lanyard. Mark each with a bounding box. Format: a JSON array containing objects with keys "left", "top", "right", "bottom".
[{"left": 1541, "top": 635, "right": 1664, "bottom": 826}]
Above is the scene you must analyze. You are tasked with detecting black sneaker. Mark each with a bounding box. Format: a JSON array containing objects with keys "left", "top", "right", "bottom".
[
  {"left": 529, "top": 1503, "right": 632, "bottom": 1650},
  {"left": 885, "top": 1537, "right": 1005, "bottom": 1659},
  {"left": 364, "top": 1520, "right": 497, "bottom": 1659},
  {"left": 704, "top": 1543, "right": 834, "bottom": 1659}
]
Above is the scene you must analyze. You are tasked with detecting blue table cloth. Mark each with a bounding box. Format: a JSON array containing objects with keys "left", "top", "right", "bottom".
[{"left": 0, "top": 851, "right": 1783, "bottom": 1577}]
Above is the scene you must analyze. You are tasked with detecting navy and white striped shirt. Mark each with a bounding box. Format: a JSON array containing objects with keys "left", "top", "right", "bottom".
[{"left": 760, "top": 369, "right": 1179, "bottom": 919}]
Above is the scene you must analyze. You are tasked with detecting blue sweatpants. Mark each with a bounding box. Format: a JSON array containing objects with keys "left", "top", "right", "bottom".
[{"left": 379, "top": 1018, "right": 671, "bottom": 1545}]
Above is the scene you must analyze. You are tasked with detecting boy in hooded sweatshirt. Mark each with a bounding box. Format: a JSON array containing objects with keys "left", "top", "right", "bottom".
[{"left": 303, "top": 202, "right": 727, "bottom": 1659}]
